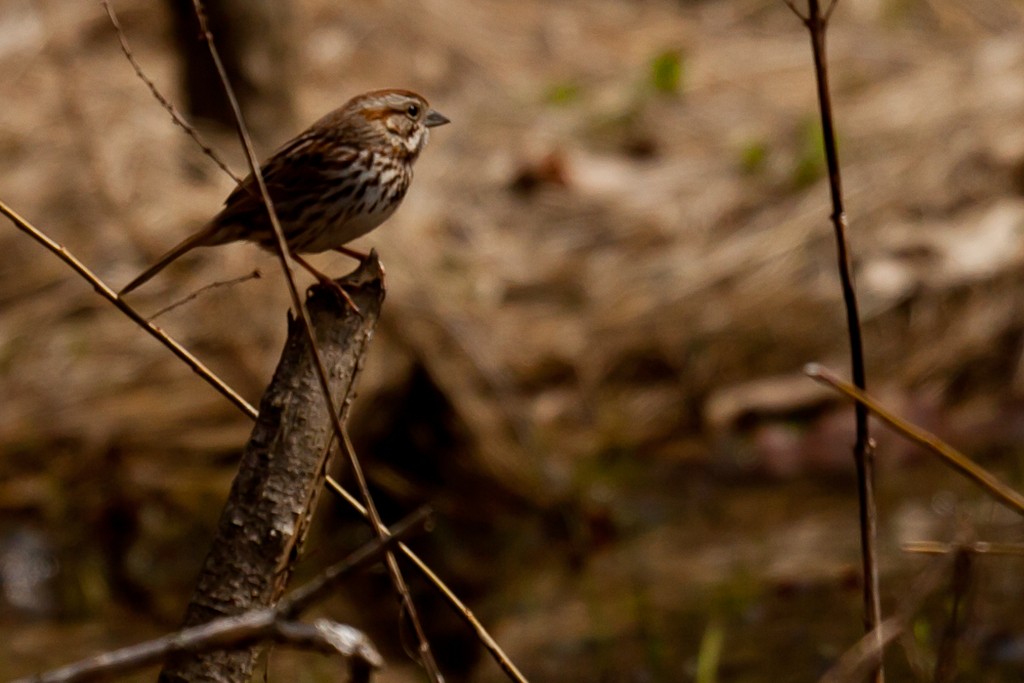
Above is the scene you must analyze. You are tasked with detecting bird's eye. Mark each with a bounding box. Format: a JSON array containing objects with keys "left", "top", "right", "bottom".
[{"left": 405, "top": 104, "right": 420, "bottom": 118}]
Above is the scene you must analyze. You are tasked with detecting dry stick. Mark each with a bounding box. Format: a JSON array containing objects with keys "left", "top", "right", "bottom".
[
  {"left": 0, "top": 199, "right": 255, "bottom": 419},
  {"left": 818, "top": 555, "right": 952, "bottom": 683},
  {"left": 934, "top": 550, "right": 972, "bottom": 683},
  {"left": 904, "top": 541, "right": 1024, "bottom": 556},
  {"left": 149, "top": 269, "right": 262, "bottom": 322},
  {"left": 805, "top": 364, "right": 1024, "bottom": 516},
  {"left": 14, "top": 510, "right": 429, "bottom": 683},
  {"left": 19, "top": 618, "right": 378, "bottom": 683},
  {"left": 326, "top": 477, "right": 530, "bottom": 683},
  {"left": 0, "top": 200, "right": 526, "bottom": 683},
  {"left": 786, "top": 1, "right": 884, "bottom": 678},
  {"left": 186, "top": 2, "right": 443, "bottom": 679},
  {"left": 39, "top": 5, "right": 520, "bottom": 676},
  {"left": 102, "top": 1, "right": 242, "bottom": 185},
  {"left": 277, "top": 507, "right": 432, "bottom": 617}
]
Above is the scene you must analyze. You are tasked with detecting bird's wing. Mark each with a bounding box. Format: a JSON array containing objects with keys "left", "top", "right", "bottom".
[{"left": 209, "top": 134, "right": 361, "bottom": 239}]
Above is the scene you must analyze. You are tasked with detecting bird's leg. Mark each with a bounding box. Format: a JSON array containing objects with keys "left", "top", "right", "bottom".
[
  {"left": 292, "top": 253, "right": 362, "bottom": 316},
  {"left": 334, "top": 245, "right": 369, "bottom": 262},
  {"left": 334, "top": 245, "right": 385, "bottom": 284}
]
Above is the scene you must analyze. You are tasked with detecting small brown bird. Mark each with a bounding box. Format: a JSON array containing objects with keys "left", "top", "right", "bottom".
[{"left": 120, "top": 89, "right": 449, "bottom": 296}]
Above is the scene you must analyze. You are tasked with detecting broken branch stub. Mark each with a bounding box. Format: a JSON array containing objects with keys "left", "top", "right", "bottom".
[{"left": 159, "top": 254, "right": 385, "bottom": 683}]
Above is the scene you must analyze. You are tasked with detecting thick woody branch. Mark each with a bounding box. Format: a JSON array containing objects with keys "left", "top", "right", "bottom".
[
  {"left": 159, "top": 256, "right": 385, "bottom": 683},
  {"left": 1, "top": 199, "right": 525, "bottom": 683}
]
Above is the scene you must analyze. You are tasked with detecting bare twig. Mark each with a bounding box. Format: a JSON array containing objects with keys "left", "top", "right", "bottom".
[
  {"left": 817, "top": 617, "right": 906, "bottom": 683},
  {"left": 102, "top": 1, "right": 243, "bottom": 185},
  {"left": 17, "top": 618, "right": 378, "bottom": 683},
  {"left": 805, "top": 364, "right": 1024, "bottom": 516},
  {"left": 149, "top": 269, "right": 262, "bottom": 321},
  {"left": 1, "top": 200, "right": 527, "bottom": 682},
  {"left": 824, "top": 0, "right": 840, "bottom": 23},
  {"left": 277, "top": 507, "right": 432, "bottom": 617},
  {"left": 819, "top": 556, "right": 951, "bottom": 683},
  {"left": 0, "top": 199, "right": 256, "bottom": 419},
  {"left": 185, "top": 2, "right": 442, "bottom": 679},
  {"left": 934, "top": 549, "right": 972, "bottom": 683},
  {"left": 782, "top": 0, "right": 808, "bottom": 21},
  {"left": 13, "top": 510, "right": 430, "bottom": 683},
  {"left": 325, "top": 477, "right": 530, "bottom": 683},
  {"left": 790, "top": 2, "right": 884, "bottom": 678},
  {"left": 11, "top": 8, "right": 525, "bottom": 675},
  {"left": 903, "top": 541, "right": 1024, "bottom": 556}
]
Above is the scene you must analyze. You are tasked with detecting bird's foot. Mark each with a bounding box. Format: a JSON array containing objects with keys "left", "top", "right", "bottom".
[{"left": 319, "top": 277, "right": 363, "bottom": 318}]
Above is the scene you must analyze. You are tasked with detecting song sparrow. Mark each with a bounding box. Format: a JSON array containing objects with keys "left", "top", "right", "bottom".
[{"left": 119, "top": 88, "right": 449, "bottom": 296}]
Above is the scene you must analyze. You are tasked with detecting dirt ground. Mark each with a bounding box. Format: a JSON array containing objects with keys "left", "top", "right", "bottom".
[{"left": 4, "top": 0, "right": 1024, "bottom": 681}]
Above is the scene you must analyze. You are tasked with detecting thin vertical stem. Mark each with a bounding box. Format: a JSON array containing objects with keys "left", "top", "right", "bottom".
[{"left": 803, "top": 1, "right": 884, "bottom": 680}]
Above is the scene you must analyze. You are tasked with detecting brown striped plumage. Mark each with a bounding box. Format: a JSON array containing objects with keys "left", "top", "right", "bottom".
[{"left": 120, "top": 89, "right": 449, "bottom": 295}]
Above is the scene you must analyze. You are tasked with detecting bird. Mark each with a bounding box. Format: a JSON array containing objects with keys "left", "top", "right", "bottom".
[{"left": 119, "top": 88, "right": 449, "bottom": 299}]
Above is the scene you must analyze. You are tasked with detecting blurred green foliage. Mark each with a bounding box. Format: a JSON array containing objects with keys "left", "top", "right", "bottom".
[
  {"left": 739, "top": 139, "right": 770, "bottom": 175},
  {"left": 792, "top": 117, "right": 828, "bottom": 188},
  {"left": 696, "top": 618, "right": 725, "bottom": 683},
  {"left": 650, "top": 50, "right": 685, "bottom": 94},
  {"left": 546, "top": 82, "right": 582, "bottom": 105}
]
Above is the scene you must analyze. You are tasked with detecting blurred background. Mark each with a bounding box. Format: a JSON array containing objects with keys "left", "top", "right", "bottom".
[{"left": 4, "top": 0, "right": 1024, "bottom": 680}]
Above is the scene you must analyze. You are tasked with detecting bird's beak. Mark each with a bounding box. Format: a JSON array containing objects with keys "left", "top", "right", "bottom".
[{"left": 424, "top": 109, "right": 450, "bottom": 128}]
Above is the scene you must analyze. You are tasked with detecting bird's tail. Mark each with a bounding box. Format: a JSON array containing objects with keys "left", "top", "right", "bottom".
[{"left": 119, "top": 225, "right": 216, "bottom": 295}]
